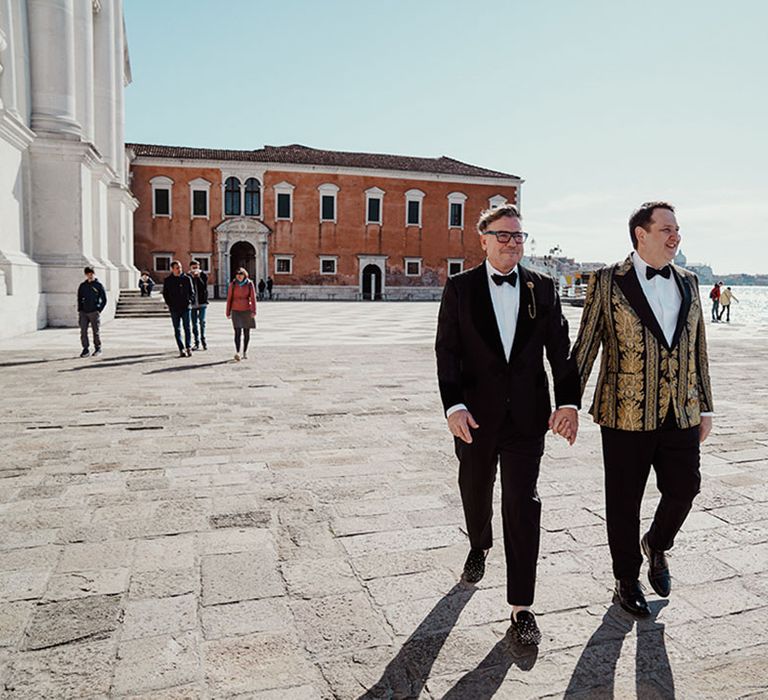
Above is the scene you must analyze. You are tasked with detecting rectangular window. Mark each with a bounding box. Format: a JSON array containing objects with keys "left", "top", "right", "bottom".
[
  {"left": 277, "top": 193, "right": 291, "bottom": 219},
  {"left": 450, "top": 202, "right": 463, "bottom": 227},
  {"left": 320, "top": 258, "right": 337, "bottom": 274},
  {"left": 275, "top": 257, "right": 292, "bottom": 274},
  {"left": 321, "top": 195, "right": 335, "bottom": 221},
  {"left": 407, "top": 200, "right": 420, "bottom": 226},
  {"left": 192, "top": 190, "right": 208, "bottom": 217},
  {"left": 367, "top": 198, "right": 381, "bottom": 224},
  {"left": 191, "top": 255, "right": 210, "bottom": 272},
  {"left": 154, "top": 189, "right": 170, "bottom": 216},
  {"left": 448, "top": 260, "right": 464, "bottom": 277},
  {"left": 405, "top": 259, "right": 421, "bottom": 276},
  {"left": 154, "top": 255, "right": 171, "bottom": 272}
]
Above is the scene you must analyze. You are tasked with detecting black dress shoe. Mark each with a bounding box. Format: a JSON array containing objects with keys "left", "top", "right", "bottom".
[
  {"left": 511, "top": 610, "right": 541, "bottom": 646},
  {"left": 462, "top": 548, "right": 488, "bottom": 583},
  {"left": 642, "top": 533, "right": 671, "bottom": 597},
  {"left": 614, "top": 579, "right": 651, "bottom": 617}
]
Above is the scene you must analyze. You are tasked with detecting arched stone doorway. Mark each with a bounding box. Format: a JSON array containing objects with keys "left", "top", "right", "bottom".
[
  {"left": 362, "top": 264, "right": 382, "bottom": 300},
  {"left": 214, "top": 218, "right": 272, "bottom": 296},
  {"left": 229, "top": 241, "right": 256, "bottom": 281}
]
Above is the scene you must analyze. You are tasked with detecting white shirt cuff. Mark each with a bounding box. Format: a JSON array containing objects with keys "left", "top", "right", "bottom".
[
  {"left": 557, "top": 405, "right": 578, "bottom": 410},
  {"left": 446, "top": 403, "right": 467, "bottom": 418},
  {"left": 700, "top": 412, "right": 714, "bottom": 417}
]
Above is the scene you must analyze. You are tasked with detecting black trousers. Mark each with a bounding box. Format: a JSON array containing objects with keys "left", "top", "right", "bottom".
[
  {"left": 600, "top": 410, "right": 701, "bottom": 581},
  {"left": 455, "top": 416, "right": 544, "bottom": 606}
]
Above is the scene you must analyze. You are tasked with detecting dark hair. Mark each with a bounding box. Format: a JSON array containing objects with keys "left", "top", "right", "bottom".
[
  {"left": 190, "top": 260, "right": 200, "bottom": 267},
  {"left": 170, "top": 260, "right": 182, "bottom": 269},
  {"left": 628, "top": 201, "right": 675, "bottom": 249},
  {"left": 84, "top": 266, "right": 94, "bottom": 274},
  {"left": 477, "top": 203, "right": 521, "bottom": 233}
]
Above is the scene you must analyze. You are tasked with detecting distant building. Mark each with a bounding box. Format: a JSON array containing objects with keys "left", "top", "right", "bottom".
[
  {"left": 128, "top": 143, "right": 522, "bottom": 300},
  {"left": 0, "top": 0, "right": 137, "bottom": 338}
]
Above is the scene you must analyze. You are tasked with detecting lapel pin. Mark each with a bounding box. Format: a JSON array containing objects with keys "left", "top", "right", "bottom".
[{"left": 527, "top": 281, "right": 536, "bottom": 319}]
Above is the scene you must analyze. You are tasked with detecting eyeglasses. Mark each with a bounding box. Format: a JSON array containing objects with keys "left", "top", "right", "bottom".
[{"left": 484, "top": 231, "right": 529, "bottom": 243}]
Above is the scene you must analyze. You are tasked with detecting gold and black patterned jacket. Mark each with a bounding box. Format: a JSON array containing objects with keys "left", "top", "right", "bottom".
[{"left": 571, "top": 255, "right": 714, "bottom": 431}]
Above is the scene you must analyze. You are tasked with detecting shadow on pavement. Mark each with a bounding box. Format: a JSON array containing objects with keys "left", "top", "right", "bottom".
[
  {"left": 143, "top": 360, "right": 232, "bottom": 374},
  {"left": 358, "top": 583, "right": 475, "bottom": 699},
  {"left": 441, "top": 630, "right": 539, "bottom": 699},
  {"left": 563, "top": 599, "right": 673, "bottom": 698},
  {"left": 59, "top": 353, "right": 169, "bottom": 371}
]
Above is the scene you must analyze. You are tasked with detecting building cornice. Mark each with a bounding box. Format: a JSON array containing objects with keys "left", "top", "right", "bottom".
[
  {"left": 0, "top": 110, "right": 35, "bottom": 151},
  {"left": 131, "top": 156, "right": 524, "bottom": 189}
]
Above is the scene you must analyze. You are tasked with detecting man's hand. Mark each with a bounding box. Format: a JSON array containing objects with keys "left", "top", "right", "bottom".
[
  {"left": 447, "top": 409, "right": 479, "bottom": 444},
  {"left": 699, "top": 415, "right": 713, "bottom": 443},
  {"left": 549, "top": 407, "right": 579, "bottom": 446}
]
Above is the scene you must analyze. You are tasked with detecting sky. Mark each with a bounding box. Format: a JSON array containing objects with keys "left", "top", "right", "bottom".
[{"left": 124, "top": 0, "right": 768, "bottom": 275}]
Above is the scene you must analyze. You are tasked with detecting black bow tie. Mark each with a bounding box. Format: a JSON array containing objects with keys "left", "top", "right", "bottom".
[
  {"left": 491, "top": 271, "right": 518, "bottom": 287},
  {"left": 646, "top": 265, "right": 671, "bottom": 281}
]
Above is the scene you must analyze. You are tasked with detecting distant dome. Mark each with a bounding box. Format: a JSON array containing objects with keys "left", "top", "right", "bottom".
[{"left": 675, "top": 249, "right": 687, "bottom": 266}]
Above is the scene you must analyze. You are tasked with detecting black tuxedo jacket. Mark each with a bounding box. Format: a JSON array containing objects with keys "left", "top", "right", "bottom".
[{"left": 435, "top": 262, "right": 581, "bottom": 437}]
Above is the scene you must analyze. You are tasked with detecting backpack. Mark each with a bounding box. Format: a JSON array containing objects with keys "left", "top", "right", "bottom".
[{"left": 709, "top": 288, "right": 717, "bottom": 300}]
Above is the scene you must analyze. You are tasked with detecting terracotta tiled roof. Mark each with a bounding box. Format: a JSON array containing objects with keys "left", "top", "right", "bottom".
[{"left": 126, "top": 142, "right": 520, "bottom": 180}]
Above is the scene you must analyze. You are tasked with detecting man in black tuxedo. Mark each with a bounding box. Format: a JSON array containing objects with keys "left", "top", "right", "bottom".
[{"left": 435, "top": 203, "right": 580, "bottom": 645}]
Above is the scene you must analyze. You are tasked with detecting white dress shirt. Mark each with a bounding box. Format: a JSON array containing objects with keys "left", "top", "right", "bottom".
[{"left": 631, "top": 252, "right": 681, "bottom": 346}]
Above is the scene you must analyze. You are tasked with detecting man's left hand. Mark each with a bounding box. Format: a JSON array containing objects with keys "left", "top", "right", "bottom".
[
  {"left": 549, "top": 407, "right": 579, "bottom": 446},
  {"left": 699, "top": 415, "right": 713, "bottom": 443}
]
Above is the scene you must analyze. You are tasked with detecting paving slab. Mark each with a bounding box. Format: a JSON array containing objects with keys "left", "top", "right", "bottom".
[{"left": 0, "top": 302, "right": 766, "bottom": 697}]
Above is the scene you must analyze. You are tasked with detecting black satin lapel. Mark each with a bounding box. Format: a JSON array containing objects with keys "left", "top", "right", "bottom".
[
  {"left": 670, "top": 269, "right": 692, "bottom": 349},
  {"left": 615, "top": 267, "right": 669, "bottom": 349},
  {"left": 510, "top": 266, "right": 536, "bottom": 361},
  {"left": 471, "top": 266, "right": 506, "bottom": 360}
]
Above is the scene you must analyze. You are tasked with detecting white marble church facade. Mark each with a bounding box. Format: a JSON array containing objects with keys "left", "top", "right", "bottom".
[{"left": 0, "top": 0, "right": 137, "bottom": 337}]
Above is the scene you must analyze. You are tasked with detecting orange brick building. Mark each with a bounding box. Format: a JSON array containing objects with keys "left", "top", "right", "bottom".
[{"left": 127, "top": 143, "right": 522, "bottom": 299}]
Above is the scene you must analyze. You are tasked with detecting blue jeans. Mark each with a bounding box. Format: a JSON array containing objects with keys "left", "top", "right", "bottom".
[
  {"left": 191, "top": 305, "right": 207, "bottom": 345},
  {"left": 170, "top": 309, "right": 191, "bottom": 351}
]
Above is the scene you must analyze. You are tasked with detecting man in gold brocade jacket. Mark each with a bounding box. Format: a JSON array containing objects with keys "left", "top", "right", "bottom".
[{"left": 569, "top": 201, "right": 714, "bottom": 617}]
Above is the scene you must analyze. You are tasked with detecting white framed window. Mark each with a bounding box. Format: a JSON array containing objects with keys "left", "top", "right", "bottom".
[
  {"left": 447, "top": 258, "right": 464, "bottom": 277},
  {"left": 489, "top": 194, "right": 508, "bottom": 209},
  {"left": 150, "top": 176, "right": 173, "bottom": 218},
  {"left": 153, "top": 253, "right": 173, "bottom": 272},
  {"left": 365, "top": 186, "right": 385, "bottom": 224},
  {"left": 190, "top": 253, "right": 211, "bottom": 272},
  {"left": 189, "top": 178, "right": 211, "bottom": 219},
  {"left": 404, "top": 257, "right": 422, "bottom": 277},
  {"left": 405, "top": 189, "right": 425, "bottom": 227},
  {"left": 244, "top": 178, "right": 261, "bottom": 217},
  {"left": 320, "top": 255, "right": 338, "bottom": 275},
  {"left": 224, "top": 176, "right": 241, "bottom": 216},
  {"left": 447, "top": 192, "right": 467, "bottom": 229},
  {"left": 275, "top": 255, "right": 293, "bottom": 274},
  {"left": 274, "top": 181, "right": 294, "bottom": 221},
  {"left": 318, "top": 183, "right": 339, "bottom": 223}
]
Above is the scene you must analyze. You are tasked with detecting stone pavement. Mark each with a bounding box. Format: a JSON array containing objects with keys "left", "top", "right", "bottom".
[{"left": 0, "top": 301, "right": 767, "bottom": 699}]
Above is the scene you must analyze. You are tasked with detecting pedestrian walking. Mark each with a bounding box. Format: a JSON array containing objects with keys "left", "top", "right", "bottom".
[
  {"left": 266, "top": 276, "right": 274, "bottom": 300},
  {"left": 138, "top": 271, "right": 155, "bottom": 297},
  {"left": 226, "top": 268, "right": 257, "bottom": 361},
  {"left": 189, "top": 260, "right": 209, "bottom": 350},
  {"left": 77, "top": 266, "right": 107, "bottom": 357},
  {"left": 162, "top": 260, "right": 195, "bottom": 357},
  {"left": 717, "top": 286, "right": 739, "bottom": 322},
  {"left": 257, "top": 278, "right": 266, "bottom": 301},
  {"left": 709, "top": 282, "right": 722, "bottom": 322}
]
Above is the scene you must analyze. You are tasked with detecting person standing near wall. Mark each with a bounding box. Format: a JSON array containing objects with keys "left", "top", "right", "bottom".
[{"left": 77, "top": 267, "right": 107, "bottom": 358}]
